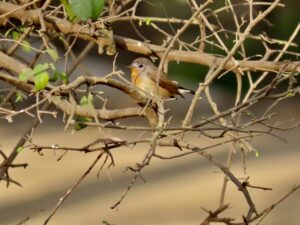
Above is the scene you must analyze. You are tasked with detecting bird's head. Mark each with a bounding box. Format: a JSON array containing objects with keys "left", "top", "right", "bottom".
[{"left": 127, "top": 57, "right": 153, "bottom": 76}]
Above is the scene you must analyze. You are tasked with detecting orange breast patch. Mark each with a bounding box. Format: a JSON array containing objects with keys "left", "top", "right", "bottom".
[{"left": 130, "top": 68, "right": 142, "bottom": 85}]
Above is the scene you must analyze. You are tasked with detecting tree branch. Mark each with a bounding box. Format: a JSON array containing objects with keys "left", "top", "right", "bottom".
[
  {"left": 0, "top": 52, "right": 158, "bottom": 124},
  {"left": 0, "top": 2, "right": 299, "bottom": 73}
]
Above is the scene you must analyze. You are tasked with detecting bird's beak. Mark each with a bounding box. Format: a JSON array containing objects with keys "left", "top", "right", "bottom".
[{"left": 126, "top": 65, "right": 135, "bottom": 73}]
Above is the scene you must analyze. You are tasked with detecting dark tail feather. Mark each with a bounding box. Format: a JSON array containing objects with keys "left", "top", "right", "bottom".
[{"left": 178, "top": 86, "right": 195, "bottom": 96}]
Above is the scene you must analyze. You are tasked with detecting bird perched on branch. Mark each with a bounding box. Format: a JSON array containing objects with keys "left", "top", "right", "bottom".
[{"left": 127, "top": 57, "right": 195, "bottom": 99}]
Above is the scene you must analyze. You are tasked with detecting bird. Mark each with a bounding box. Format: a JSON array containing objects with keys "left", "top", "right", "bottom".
[{"left": 127, "top": 57, "right": 194, "bottom": 99}]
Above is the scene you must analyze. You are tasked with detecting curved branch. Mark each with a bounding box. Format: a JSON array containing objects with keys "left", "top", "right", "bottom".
[
  {"left": 0, "top": 52, "right": 158, "bottom": 125},
  {"left": 50, "top": 96, "right": 142, "bottom": 120},
  {"left": 0, "top": 2, "right": 299, "bottom": 73}
]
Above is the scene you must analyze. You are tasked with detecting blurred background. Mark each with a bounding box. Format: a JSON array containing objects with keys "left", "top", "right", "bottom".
[{"left": 0, "top": 0, "right": 299, "bottom": 224}]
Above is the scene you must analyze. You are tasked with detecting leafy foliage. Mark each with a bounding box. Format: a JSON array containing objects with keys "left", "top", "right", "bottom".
[
  {"left": 62, "top": 0, "right": 106, "bottom": 21},
  {"left": 46, "top": 48, "right": 60, "bottom": 62},
  {"left": 74, "top": 94, "right": 94, "bottom": 131}
]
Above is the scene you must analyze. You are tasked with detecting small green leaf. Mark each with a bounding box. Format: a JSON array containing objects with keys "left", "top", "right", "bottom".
[
  {"left": 35, "top": 71, "right": 49, "bottom": 91},
  {"left": 80, "top": 96, "right": 88, "bottom": 106},
  {"left": 46, "top": 48, "right": 59, "bottom": 62},
  {"left": 74, "top": 122, "right": 86, "bottom": 131},
  {"left": 22, "top": 40, "right": 32, "bottom": 53},
  {"left": 80, "top": 93, "right": 93, "bottom": 106},
  {"left": 74, "top": 116, "right": 92, "bottom": 131},
  {"left": 50, "top": 70, "right": 59, "bottom": 82},
  {"left": 60, "top": 72, "right": 68, "bottom": 84},
  {"left": 15, "top": 91, "right": 26, "bottom": 103},
  {"left": 50, "top": 71, "right": 68, "bottom": 84},
  {"left": 145, "top": 18, "right": 152, "bottom": 25},
  {"left": 16, "top": 146, "right": 24, "bottom": 153},
  {"left": 19, "top": 27, "right": 27, "bottom": 33},
  {"left": 69, "top": 0, "right": 105, "bottom": 21},
  {"left": 33, "top": 63, "right": 49, "bottom": 75},
  {"left": 19, "top": 69, "right": 34, "bottom": 81},
  {"left": 12, "top": 31, "right": 20, "bottom": 40},
  {"left": 286, "top": 92, "right": 295, "bottom": 97}
]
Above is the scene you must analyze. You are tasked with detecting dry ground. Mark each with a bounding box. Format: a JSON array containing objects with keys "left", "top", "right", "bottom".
[{"left": 0, "top": 110, "right": 300, "bottom": 225}]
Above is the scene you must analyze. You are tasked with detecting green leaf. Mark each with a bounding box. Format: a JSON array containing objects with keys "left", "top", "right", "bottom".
[
  {"left": 15, "top": 91, "right": 26, "bottom": 103},
  {"left": 35, "top": 71, "right": 49, "bottom": 91},
  {"left": 50, "top": 71, "right": 68, "bottom": 84},
  {"left": 22, "top": 40, "right": 32, "bottom": 53},
  {"left": 286, "top": 92, "right": 295, "bottom": 97},
  {"left": 80, "top": 96, "right": 88, "bottom": 106},
  {"left": 74, "top": 122, "right": 87, "bottom": 131},
  {"left": 33, "top": 63, "right": 49, "bottom": 75},
  {"left": 19, "top": 69, "right": 34, "bottom": 81},
  {"left": 16, "top": 146, "right": 24, "bottom": 153},
  {"left": 60, "top": 0, "right": 77, "bottom": 22},
  {"left": 60, "top": 72, "right": 68, "bottom": 84},
  {"left": 12, "top": 31, "right": 20, "bottom": 40},
  {"left": 50, "top": 70, "right": 59, "bottom": 82},
  {"left": 74, "top": 116, "right": 92, "bottom": 131},
  {"left": 19, "top": 27, "right": 27, "bottom": 33},
  {"left": 80, "top": 93, "right": 93, "bottom": 106},
  {"left": 46, "top": 48, "right": 59, "bottom": 62},
  {"left": 145, "top": 18, "right": 152, "bottom": 25},
  {"left": 69, "top": 0, "right": 105, "bottom": 21}
]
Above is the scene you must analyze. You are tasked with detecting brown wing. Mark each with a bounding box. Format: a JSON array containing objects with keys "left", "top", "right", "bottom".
[
  {"left": 158, "top": 78, "right": 183, "bottom": 97},
  {"left": 148, "top": 69, "right": 183, "bottom": 97}
]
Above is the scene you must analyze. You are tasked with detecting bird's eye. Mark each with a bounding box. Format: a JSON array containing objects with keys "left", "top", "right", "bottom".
[{"left": 138, "top": 64, "right": 143, "bottom": 68}]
